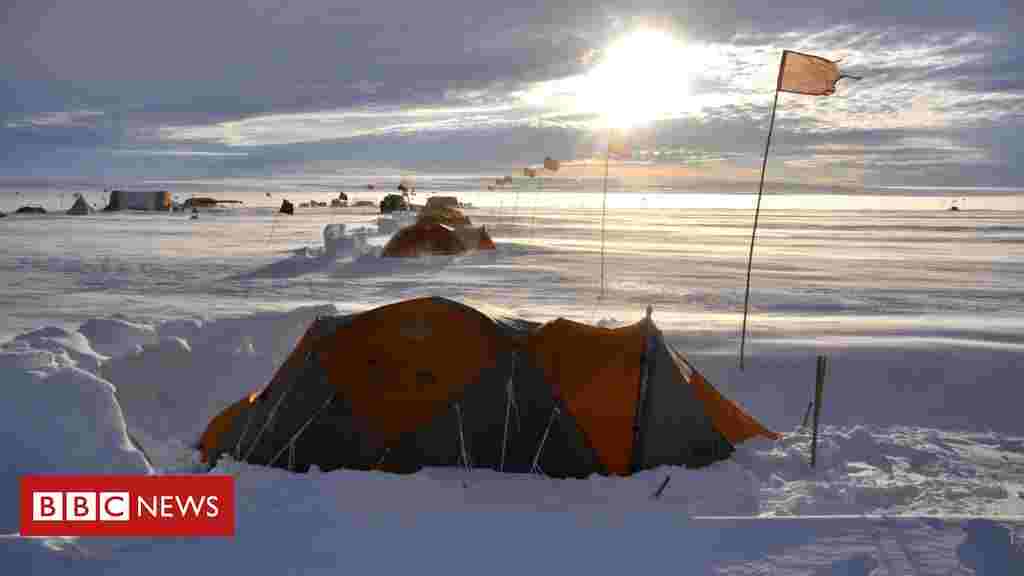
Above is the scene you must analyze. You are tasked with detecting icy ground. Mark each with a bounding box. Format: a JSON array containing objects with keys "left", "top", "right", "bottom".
[{"left": 2, "top": 194, "right": 1023, "bottom": 572}]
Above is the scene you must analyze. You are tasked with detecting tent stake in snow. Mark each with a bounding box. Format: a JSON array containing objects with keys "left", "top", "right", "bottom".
[
  {"left": 800, "top": 400, "right": 814, "bottom": 429},
  {"left": 810, "top": 355, "right": 828, "bottom": 468},
  {"left": 651, "top": 475, "right": 671, "bottom": 500},
  {"left": 739, "top": 51, "right": 861, "bottom": 370}
]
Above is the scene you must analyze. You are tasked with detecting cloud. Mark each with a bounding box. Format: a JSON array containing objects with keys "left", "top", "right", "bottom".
[
  {"left": 1, "top": 1, "right": 1021, "bottom": 186},
  {"left": 111, "top": 149, "right": 250, "bottom": 157},
  {"left": 157, "top": 99, "right": 536, "bottom": 146},
  {"left": 6, "top": 110, "right": 104, "bottom": 129}
]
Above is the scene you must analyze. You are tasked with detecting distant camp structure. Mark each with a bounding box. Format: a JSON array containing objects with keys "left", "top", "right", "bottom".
[
  {"left": 67, "top": 195, "right": 95, "bottom": 215},
  {"left": 14, "top": 205, "right": 47, "bottom": 214},
  {"left": 199, "top": 297, "right": 780, "bottom": 476},
  {"left": 182, "top": 197, "right": 244, "bottom": 209},
  {"left": 331, "top": 192, "right": 349, "bottom": 208},
  {"left": 279, "top": 199, "right": 295, "bottom": 215},
  {"left": 104, "top": 190, "right": 172, "bottom": 211}
]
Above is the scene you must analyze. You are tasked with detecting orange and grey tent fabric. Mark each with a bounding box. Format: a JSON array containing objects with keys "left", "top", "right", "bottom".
[
  {"left": 381, "top": 222, "right": 466, "bottom": 257},
  {"left": 200, "top": 297, "right": 779, "bottom": 476},
  {"left": 382, "top": 216, "right": 496, "bottom": 257}
]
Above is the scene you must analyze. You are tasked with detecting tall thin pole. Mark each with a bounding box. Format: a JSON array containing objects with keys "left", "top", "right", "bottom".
[
  {"left": 740, "top": 54, "right": 787, "bottom": 371},
  {"left": 810, "top": 355, "right": 827, "bottom": 468},
  {"left": 600, "top": 129, "right": 611, "bottom": 299}
]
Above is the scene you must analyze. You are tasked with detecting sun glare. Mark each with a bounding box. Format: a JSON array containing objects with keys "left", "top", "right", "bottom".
[{"left": 580, "top": 29, "right": 692, "bottom": 129}]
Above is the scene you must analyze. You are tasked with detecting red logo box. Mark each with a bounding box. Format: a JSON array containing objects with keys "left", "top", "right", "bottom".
[{"left": 20, "top": 475, "right": 234, "bottom": 537}]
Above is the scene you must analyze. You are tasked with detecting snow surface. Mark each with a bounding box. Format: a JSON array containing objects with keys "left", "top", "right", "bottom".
[
  {"left": 0, "top": 356, "right": 151, "bottom": 531},
  {"left": 1, "top": 189, "right": 1023, "bottom": 572}
]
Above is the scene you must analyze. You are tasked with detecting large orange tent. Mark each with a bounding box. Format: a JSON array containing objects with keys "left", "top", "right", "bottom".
[{"left": 200, "top": 297, "right": 779, "bottom": 477}]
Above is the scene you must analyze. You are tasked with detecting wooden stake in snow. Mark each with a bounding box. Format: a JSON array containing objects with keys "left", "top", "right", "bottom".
[{"left": 810, "top": 355, "right": 827, "bottom": 468}]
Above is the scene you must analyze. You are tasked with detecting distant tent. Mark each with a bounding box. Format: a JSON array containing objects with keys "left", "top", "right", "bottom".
[
  {"left": 417, "top": 206, "right": 472, "bottom": 228},
  {"left": 67, "top": 195, "right": 95, "bottom": 215},
  {"left": 383, "top": 203, "right": 494, "bottom": 256},
  {"left": 338, "top": 192, "right": 349, "bottom": 201},
  {"left": 424, "top": 196, "right": 459, "bottom": 211},
  {"left": 279, "top": 199, "right": 295, "bottom": 215},
  {"left": 379, "top": 194, "right": 409, "bottom": 214},
  {"left": 15, "top": 206, "right": 46, "bottom": 214},
  {"left": 199, "top": 298, "right": 779, "bottom": 476},
  {"left": 381, "top": 222, "right": 467, "bottom": 257},
  {"left": 543, "top": 157, "right": 560, "bottom": 171}
]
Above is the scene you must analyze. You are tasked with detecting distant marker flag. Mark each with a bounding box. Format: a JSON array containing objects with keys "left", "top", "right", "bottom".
[
  {"left": 607, "top": 130, "right": 632, "bottom": 159},
  {"left": 739, "top": 51, "right": 861, "bottom": 370}
]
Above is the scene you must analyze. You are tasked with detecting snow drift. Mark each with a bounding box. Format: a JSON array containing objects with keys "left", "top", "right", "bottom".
[{"left": 0, "top": 353, "right": 151, "bottom": 530}]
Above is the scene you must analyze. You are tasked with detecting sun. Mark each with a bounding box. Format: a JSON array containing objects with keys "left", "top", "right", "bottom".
[{"left": 579, "top": 29, "right": 692, "bottom": 129}]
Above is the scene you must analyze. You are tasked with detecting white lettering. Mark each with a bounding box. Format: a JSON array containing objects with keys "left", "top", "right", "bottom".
[
  {"left": 159, "top": 495, "right": 174, "bottom": 518},
  {"left": 205, "top": 495, "right": 220, "bottom": 518},
  {"left": 176, "top": 495, "right": 204, "bottom": 517},
  {"left": 137, "top": 496, "right": 158, "bottom": 518}
]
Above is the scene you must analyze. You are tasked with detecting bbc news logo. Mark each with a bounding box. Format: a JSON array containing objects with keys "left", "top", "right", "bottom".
[{"left": 21, "top": 475, "right": 234, "bottom": 536}]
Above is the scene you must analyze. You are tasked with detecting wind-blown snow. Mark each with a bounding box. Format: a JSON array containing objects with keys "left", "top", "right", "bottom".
[{"left": 1, "top": 191, "right": 1022, "bottom": 572}]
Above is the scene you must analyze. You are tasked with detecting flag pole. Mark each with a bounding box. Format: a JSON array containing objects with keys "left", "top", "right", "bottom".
[
  {"left": 600, "top": 127, "right": 611, "bottom": 299},
  {"left": 740, "top": 53, "right": 786, "bottom": 371}
]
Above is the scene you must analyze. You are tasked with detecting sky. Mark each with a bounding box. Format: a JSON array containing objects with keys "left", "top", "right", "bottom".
[{"left": 1, "top": 1, "right": 1022, "bottom": 190}]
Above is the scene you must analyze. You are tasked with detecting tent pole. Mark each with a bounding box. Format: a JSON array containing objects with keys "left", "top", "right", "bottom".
[
  {"left": 630, "top": 307, "right": 656, "bottom": 473},
  {"left": 739, "top": 75, "right": 783, "bottom": 371},
  {"left": 455, "top": 402, "right": 472, "bottom": 471},
  {"left": 500, "top": 363, "right": 515, "bottom": 472},
  {"left": 531, "top": 405, "right": 560, "bottom": 475},
  {"left": 266, "top": 392, "right": 336, "bottom": 467}
]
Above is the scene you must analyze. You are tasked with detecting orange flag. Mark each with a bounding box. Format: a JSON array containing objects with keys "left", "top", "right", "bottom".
[{"left": 778, "top": 50, "right": 859, "bottom": 96}]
